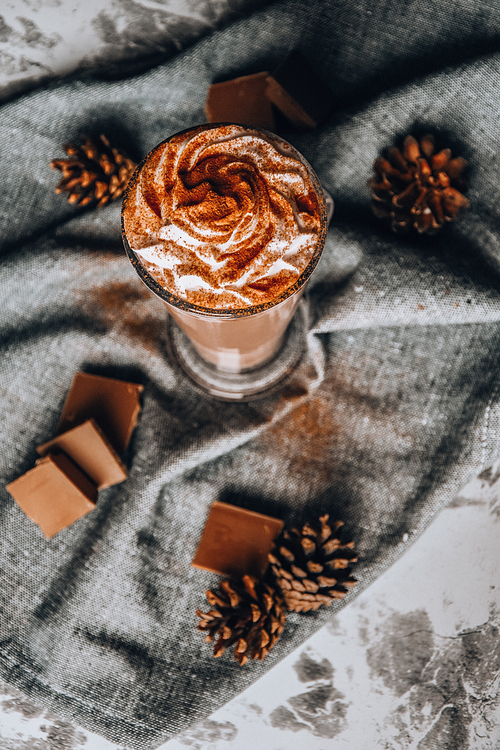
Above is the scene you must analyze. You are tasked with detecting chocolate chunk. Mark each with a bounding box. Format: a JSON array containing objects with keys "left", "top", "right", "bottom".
[
  {"left": 6, "top": 453, "right": 97, "bottom": 538},
  {"left": 266, "top": 50, "right": 335, "bottom": 130},
  {"left": 205, "top": 71, "right": 276, "bottom": 131},
  {"left": 37, "top": 419, "right": 127, "bottom": 490},
  {"left": 192, "top": 501, "right": 284, "bottom": 578},
  {"left": 58, "top": 372, "right": 143, "bottom": 454}
]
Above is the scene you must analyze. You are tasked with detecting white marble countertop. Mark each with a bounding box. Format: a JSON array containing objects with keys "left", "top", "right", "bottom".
[{"left": 0, "top": 0, "right": 261, "bottom": 102}]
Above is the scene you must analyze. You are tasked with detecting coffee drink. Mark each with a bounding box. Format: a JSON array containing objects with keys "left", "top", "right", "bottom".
[{"left": 122, "top": 124, "right": 328, "bottom": 375}]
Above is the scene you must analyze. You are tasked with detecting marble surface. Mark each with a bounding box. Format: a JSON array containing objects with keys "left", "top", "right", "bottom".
[
  {"left": 0, "top": 0, "right": 264, "bottom": 101},
  {"left": 0, "top": 465, "right": 499, "bottom": 749}
]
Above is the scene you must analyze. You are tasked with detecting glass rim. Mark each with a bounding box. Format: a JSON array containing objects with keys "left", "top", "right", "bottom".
[{"left": 121, "top": 122, "right": 329, "bottom": 319}]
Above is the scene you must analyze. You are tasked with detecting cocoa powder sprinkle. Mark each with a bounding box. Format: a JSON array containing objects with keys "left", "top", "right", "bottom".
[{"left": 122, "top": 124, "right": 324, "bottom": 310}]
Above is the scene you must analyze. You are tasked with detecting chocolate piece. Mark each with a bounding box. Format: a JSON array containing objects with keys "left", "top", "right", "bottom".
[
  {"left": 192, "top": 501, "right": 284, "bottom": 578},
  {"left": 6, "top": 453, "right": 97, "bottom": 538},
  {"left": 266, "top": 50, "right": 335, "bottom": 130},
  {"left": 58, "top": 372, "right": 143, "bottom": 454},
  {"left": 37, "top": 419, "right": 127, "bottom": 490},
  {"left": 205, "top": 72, "right": 276, "bottom": 131}
]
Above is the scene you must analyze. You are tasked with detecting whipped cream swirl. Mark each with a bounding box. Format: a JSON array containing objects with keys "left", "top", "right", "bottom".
[{"left": 123, "top": 124, "right": 323, "bottom": 309}]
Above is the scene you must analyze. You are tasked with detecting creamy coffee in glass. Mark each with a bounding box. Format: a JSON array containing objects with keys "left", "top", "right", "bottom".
[{"left": 122, "top": 123, "right": 329, "bottom": 397}]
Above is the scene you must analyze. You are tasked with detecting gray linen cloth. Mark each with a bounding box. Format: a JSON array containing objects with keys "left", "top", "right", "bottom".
[{"left": 2, "top": 0, "right": 500, "bottom": 747}]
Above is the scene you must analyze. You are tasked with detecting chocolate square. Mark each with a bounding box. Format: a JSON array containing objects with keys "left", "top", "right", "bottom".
[
  {"left": 58, "top": 372, "right": 143, "bottom": 454},
  {"left": 205, "top": 71, "right": 276, "bottom": 131},
  {"left": 266, "top": 50, "right": 335, "bottom": 130},
  {"left": 37, "top": 419, "right": 127, "bottom": 490},
  {"left": 6, "top": 453, "right": 97, "bottom": 538},
  {"left": 192, "top": 501, "right": 283, "bottom": 578}
]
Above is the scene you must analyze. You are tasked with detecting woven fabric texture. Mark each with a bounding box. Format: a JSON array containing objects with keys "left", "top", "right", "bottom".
[{"left": 1, "top": 0, "right": 500, "bottom": 747}]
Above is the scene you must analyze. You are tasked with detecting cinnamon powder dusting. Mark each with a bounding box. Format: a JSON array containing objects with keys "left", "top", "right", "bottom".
[
  {"left": 262, "top": 398, "right": 341, "bottom": 482},
  {"left": 122, "top": 124, "right": 325, "bottom": 311},
  {"left": 78, "top": 281, "right": 163, "bottom": 352}
]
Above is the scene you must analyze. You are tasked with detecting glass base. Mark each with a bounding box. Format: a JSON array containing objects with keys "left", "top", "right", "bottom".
[{"left": 167, "top": 301, "right": 308, "bottom": 401}]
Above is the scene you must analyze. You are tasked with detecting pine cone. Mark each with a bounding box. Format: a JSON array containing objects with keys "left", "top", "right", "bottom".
[
  {"left": 196, "top": 574, "right": 287, "bottom": 665},
  {"left": 268, "top": 515, "right": 357, "bottom": 612},
  {"left": 50, "top": 135, "right": 137, "bottom": 208},
  {"left": 368, "top": 134, "right": 469, "bottom": 234}
]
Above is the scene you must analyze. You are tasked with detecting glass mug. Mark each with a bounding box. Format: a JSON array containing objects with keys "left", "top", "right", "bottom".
[{"left": 122, "top": 124, "right": 332, "bottom": 400}]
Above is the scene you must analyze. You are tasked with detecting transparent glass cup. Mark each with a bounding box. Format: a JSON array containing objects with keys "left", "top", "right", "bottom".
[{"left": 122, "top": 125, "right": 331, "bottom": 400}]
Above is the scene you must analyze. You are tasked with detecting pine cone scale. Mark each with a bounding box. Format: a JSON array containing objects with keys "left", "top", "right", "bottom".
[{"left": 302, "top": 579, "right": 319, "bottom": 592}]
